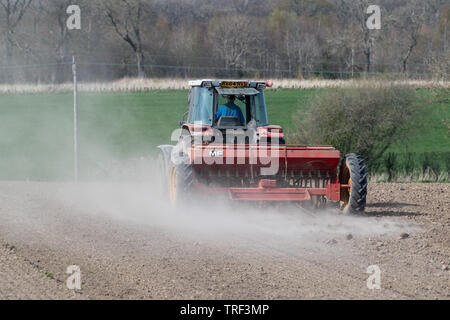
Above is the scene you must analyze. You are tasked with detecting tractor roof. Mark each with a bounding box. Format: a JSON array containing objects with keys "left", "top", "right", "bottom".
[{"left": 188, "top": 79, "right": 270, "bottom": 90}]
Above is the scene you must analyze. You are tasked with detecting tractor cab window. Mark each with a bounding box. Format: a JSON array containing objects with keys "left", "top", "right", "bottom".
[
  {"left": 189, "top": 87, "right": 214, "bottom": 125},
  {"left": 216, "top": 94, "right": 247, "bottom": 124},
  {"left": 253, "top": 90, "right": 268, "bottom": 126},
  {"left": 214, "top": 90, "right": 268, "bottom": 127}
]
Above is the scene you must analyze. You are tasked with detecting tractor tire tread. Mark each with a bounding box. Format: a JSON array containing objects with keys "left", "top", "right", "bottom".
[{"left": 343, "top": 153, "right": 368, "bottom": 214}]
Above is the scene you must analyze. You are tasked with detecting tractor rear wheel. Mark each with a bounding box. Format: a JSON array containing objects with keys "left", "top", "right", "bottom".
[
  {"left": 339, "top": 153, "right": 367, "bottom": 214},
  {"left": 169, "top": 160, "right": 194, "bottom": 208}
]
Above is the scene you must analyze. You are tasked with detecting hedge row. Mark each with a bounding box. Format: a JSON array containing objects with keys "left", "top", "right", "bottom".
[{"left": 368, "top": 152, "right": 450, "bottom": 182}]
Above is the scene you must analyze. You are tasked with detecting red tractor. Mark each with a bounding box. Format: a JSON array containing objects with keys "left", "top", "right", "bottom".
[{"left": 158, "top": 80, "right": 367, "bottom": 214}]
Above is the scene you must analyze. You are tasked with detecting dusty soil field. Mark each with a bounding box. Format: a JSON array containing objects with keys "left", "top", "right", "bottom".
[{"left": 0, "top": 182, "right": 448, "bottom": 300}]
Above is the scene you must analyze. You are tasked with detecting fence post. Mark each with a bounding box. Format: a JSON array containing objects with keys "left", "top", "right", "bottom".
[{"left": 72, "top": 56, "right": 79, "bottom": 182}]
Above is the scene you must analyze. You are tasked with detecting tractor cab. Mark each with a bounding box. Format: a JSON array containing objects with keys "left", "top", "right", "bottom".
[
  {"left": 184, "top": 80, "right": 282, "bottom": 144},
  {"left": 186, "top": 80, "right": 269, "bottom": 128}
]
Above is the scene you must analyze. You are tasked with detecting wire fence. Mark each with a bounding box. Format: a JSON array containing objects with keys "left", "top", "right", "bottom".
[{"left": 0, "top": 59, "right": 447, "bottom": 85}]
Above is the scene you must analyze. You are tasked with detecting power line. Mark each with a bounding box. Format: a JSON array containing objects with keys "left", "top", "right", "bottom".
[{"left": 0, "top": 62, "right": 72, "bottom": 69}]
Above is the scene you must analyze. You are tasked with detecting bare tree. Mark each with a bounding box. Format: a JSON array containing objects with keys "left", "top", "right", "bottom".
[
  {"left": 339, "top": 0, "right": 379, "bottom": 73},
  {"left": 0, "top": 0, "right": 32, "bottom": 66},
  {"left": 104, "top": 0, "right": 147, "bottom": 77},
  {"left": 38, "top": 0, "right": 76, "bottom": 82},
  {"left": 391, "top": 1, "right": 428, "bottom": 73},
  {"left": 169, "top": 26, "right": 195, "bottom": 77},
  {"left": 209, "top": 14, "right": 260, "bottom": 74}
]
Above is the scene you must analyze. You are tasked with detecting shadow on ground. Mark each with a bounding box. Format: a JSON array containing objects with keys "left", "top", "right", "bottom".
[
  {"left": 366, "top": 202, "right": 418, "bottom": 208},
  {"left": 366, "top": 211, "right": 424, "bottom": 217}
]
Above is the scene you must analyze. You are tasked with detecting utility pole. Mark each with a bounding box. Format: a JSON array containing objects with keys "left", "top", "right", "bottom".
[{"left": 72, "top": 56, "right": 79, "bottom": 182}]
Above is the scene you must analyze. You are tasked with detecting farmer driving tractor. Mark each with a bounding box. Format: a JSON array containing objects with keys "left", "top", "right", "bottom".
[
  {"left": 158, "top": 79, "right": 368, "bottom": 215},
  {"left": 215, "top": 95, "right": 245, "bottom": 126}
]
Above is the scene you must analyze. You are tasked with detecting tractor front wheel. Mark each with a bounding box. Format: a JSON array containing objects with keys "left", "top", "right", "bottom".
[{"left": 339, "top": 153, "right": 367, "bottom": 214}]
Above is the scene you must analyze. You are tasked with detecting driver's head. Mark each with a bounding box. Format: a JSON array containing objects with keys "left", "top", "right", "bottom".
[{"left": 227, "top": 95, "right": 235, "bottom": 103}]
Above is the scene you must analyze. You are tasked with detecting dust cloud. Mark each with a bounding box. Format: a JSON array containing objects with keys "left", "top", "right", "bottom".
[
  {"left": 0, "top": 98, "right": 421, "bottom": 252},
  {"left": 48, "top": 156, "right": 422, "bottom": 251}
]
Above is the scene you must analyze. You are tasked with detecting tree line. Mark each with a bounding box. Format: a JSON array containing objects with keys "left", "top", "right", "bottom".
[{"left": 0, "top": 0, "right": 448, "bottom": 83}]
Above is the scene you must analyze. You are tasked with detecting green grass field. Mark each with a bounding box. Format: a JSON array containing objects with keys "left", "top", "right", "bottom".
[{"left": 0, "top": 89, "right": 448, "bottom": 180}]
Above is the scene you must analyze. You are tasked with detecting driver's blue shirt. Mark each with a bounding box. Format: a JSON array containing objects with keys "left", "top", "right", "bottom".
[{"left": 215, "top": 102, "right": 245, "bottom": 123}]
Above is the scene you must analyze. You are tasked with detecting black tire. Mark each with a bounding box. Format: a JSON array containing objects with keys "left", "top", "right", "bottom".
[
  {"left": 339, "top": 153, "right": 368, "bottom": 214},
  {"left": 169, "top": 160, "right": 194, "bottom": 208}
]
